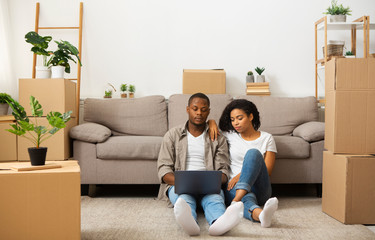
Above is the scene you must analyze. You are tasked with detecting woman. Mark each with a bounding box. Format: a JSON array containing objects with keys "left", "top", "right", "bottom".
[{"left": 209, "top": 99, "right": 278, "bottom": 227}]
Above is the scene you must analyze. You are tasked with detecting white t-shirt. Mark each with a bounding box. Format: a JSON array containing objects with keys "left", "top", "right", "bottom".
[
  {"left": 222, "top": 131, "right": 277, "bottom": 180},
  {"left": 186, "top": 131, "right": 206, "bottom": 171}
]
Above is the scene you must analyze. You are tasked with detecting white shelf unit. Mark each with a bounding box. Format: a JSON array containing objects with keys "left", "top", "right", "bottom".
[{"left": 314, "top": 16, "right": 372, "bottom": 103}]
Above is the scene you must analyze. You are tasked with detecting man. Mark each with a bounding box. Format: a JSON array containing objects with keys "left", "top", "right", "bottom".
[{"left": 157, "top": 93, "right": 243, "bottom": 236}]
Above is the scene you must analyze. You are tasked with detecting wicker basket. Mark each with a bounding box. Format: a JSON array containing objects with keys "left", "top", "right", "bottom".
[{"left": 322, "top": 40, "right": 344, "bottom": 57}]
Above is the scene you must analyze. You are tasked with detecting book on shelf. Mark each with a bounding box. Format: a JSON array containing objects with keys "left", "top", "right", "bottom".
[
  {"left": 246, "top": 88, "right": 270, "bottom": 92},
  {"left": 246, "top": 92, "right": 271, "bottom": 96}
]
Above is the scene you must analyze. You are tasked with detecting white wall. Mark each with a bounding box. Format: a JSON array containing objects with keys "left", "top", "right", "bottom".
[{"left": 5, "top": 0, "right": 375, "bottom": 100}]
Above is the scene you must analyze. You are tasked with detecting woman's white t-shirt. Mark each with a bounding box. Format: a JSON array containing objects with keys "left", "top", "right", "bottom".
[{"left": 222, "top": 131, "right": 277, "bottom": 180}]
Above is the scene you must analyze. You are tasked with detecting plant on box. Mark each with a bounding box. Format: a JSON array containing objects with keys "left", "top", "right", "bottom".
[
  {"left": 255, "top": 67, "right": 265, "bottom": 83},
  {"left": 120, "top": 84, "right": 128, "bottom": 98},
  {"left": 5, "top": 96, "right": 72, "bottom": 166},
  {"left": 47, "top": 40, "right": 82, "bottom": 78},
  {"left": 246, "top": 71, "right": 254, "bottom": 83},
  {"left": 324, "top": 0, "right": 351, "bottom": 22},
  {"left": 345, "top": 51, "right": 355, "bottom": 58},
  {"left": 129, "top": 85, "right": 135, "bottom": 98},
  {"left": 0, "top": 93, "right": 12, "bottom": 115},
  {"left": 25, "top": 31, "right": 52, "bottom": 78}
]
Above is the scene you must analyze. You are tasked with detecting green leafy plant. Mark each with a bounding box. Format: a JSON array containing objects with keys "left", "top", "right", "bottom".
[
  {"left": 247, "top": 71, "right": 253, "bottom": 76},
  {"left": 345, "top": 51, "right": 354, "bottom": 56},
  {"left": 5, "top": 96, "right": 72, "bottom": 148},
  {"left": 25, "top": 31, "right": 52, "bottom": 67},
  {"left": 129, "top": 85, "right": 136, "bottom": 93},
  {"left": 255, "top": 67, "right": 265, "bottom": 75},
  {"left": 120, "top": 84, "right": 128, "bottom": 93},
  {"left": 47, "top": 40, "right": 82, "bottom": 73},
  {"left": 324, "top": 0, "right": 351, "bottom": 15},
  {"left": 0, "top": 93, "right": 12, "bottom": 104},
  {"left": 104, "top": 90, "right": 112, "bottom": 97}
]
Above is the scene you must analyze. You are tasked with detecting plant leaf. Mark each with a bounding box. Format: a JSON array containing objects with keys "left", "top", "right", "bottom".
[{"left": 30, "top": 96, "right": 43, "bottom": 117}]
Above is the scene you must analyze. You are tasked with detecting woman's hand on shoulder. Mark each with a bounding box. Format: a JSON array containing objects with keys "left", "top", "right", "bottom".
[{"left": 208, "top": 119, "right": 220, "bottom": 141}]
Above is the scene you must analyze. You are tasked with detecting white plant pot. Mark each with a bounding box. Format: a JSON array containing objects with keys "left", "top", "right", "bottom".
[
  {"left": 330, "top": 15, "right": 346, "bottom": 22},
  {"left": 345, "top": 55, "right": 355, "bottom": 58},
  {"left": 256, "top": 75, "right": 265, "bottom": 83},
  {"left": 35, "top": 66, "right": 51, "bottom": 78},
  {"left": 51, "top": 66, "right": 65, "bottom": 78}
]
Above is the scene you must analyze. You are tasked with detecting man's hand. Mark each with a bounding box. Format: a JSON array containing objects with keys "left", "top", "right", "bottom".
[
  {"left": 162, "top": 172, "right": 175, "bottom": 185},
  {"left": 227, "top": 174, "right": 240, "bottom": 190},
  {"left": 208, "top": 119, "right": 220, "bottom": 141}
]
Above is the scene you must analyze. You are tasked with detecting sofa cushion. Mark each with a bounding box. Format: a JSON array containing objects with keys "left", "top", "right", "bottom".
[
  {"left": 274, "top": 135, "right": 310, "bottom": 159},
  {"left": 97, "top": 136, "right": 163, "bottom": 160},
  {"left": 237, "top": 96, "right": 318, "bottom": 135},
  {"left": 293, "top": 121, "right": 325, "bottom": 142},
  {"left": 69, "top": 122, "right": 111, "bottom": 143},
  {"left": 84, "top": 96, "right": 167, "bottom": 136},
  {"left": 168, "top": 94, "right": 233, "bottom": 129}
]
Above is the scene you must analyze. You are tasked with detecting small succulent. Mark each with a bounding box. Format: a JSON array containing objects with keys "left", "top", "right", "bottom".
[
  {"left": 120, "top": 84, "right": 128, "bottom": 92},
  {"left": 129, "top": 85, "right": 135, "bottom": 93},
  {"left": 104, "top": 90, "right": 112, "bottom": 97},
  {"left": 345, "top": 51, "right": 354, "bottom": 56},
  {"left": 247, "top": 71, "right": 253, "bottom": 76},
  {"left": 255, "top": 67, "right": 265, "bottom": 75}
]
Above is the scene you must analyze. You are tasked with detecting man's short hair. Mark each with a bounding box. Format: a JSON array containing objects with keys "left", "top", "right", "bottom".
[{"left": 188, "top": 93, "right": 210, "bottom": 107}]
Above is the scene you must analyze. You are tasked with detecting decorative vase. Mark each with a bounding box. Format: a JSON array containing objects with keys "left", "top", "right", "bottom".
[
  {"left": 35, "top": 66, "right": 51, "bottom": 78},
  {"left": 330, "top": 15, "right": 346, "bottom": 22},
  {"left": 28, "top": 147, "right": 47, "bottom": 166},
  {"left": 256, "top": 75, "right": 265, "bottom": 83},
  {"left": 246, "top": 75, "right": 254, "bottom": 83},
  {"left": 0, "top": 103, "right": 9, "bottom": 115},
  {"left": 129, "top": 93, "right": 134, "bottom": 98},
  {"left": 51, "top": 66, "right": 65, "bottom": 78},
  {"left": 121, "top": 93, "right": 128, "bottom": 98}
]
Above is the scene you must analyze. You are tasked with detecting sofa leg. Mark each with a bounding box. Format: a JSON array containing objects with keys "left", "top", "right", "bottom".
[
  {"left": 88, "top": 184, "right": 97, "bottom": 197},
  {"left": 316, "top": 184, "right": 322, "bottom": 198},
  {"left": 81, "top": 184, "right": 89, "bottom": 196}
]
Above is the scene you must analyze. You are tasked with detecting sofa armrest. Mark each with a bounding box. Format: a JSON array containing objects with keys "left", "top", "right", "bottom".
[
  {"left": 292, "top": 121, "right": 325, "bottom": 142},
  {"left": 69, "top": 122, "right": 111, "bottom": 143}
]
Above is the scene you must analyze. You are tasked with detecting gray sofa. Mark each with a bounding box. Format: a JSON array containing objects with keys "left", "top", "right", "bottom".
[{"left": 70, "top": 94, "right": 324, "bottom": 191}]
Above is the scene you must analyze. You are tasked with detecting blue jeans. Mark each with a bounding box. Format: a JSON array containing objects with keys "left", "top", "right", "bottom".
[
  {"left": 168, "top": 186, "right": 226, "bottom": 225},
  {"left": 224, "top": 149, "right": 272, "bottom": 221}
]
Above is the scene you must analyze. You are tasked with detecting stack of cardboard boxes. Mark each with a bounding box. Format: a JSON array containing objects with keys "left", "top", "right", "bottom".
[
  {"left": 322, "top": 58, "right": 375, "bottom": 224},
  {"left": 18, "top": 78, "right": 77, "bottom": 161}
]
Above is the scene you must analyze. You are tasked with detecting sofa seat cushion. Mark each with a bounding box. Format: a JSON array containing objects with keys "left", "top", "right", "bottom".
[
  {"left": 97, "top": 136, "right": 163, "bottom": 160},
  {"left": 274, "top": 136, "right": 310, "bottom": 159}
]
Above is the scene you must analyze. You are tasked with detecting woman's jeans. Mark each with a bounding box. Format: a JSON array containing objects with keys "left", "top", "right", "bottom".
[
  {"left": 224, "top": 148, "right": 272, "bottom": 221},
  {"left": 168, "top": 186, "right": 226, "bottom": 225}
]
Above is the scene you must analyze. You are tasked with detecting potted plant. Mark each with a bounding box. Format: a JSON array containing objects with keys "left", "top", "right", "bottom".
[
  {"left": 324, "top": 0, "right": 351, "bottom": 22},
  {"left": 246, "top": 71, "right": 254, "bottom": 83},
  {"left": 120, "top": 84, "right": 128, "bottom": 98},
  {"left": 345, "top": 51, "right": 355, "bottom": 58},
  {"left": 255, "top": 67, "right": 265, "bottom": 83},
  {"left": 129, "top": 85, "right": 135, "bottom": 98},
  {"left": 104, "top": 83, "right": 116, "bottom": 99},
  {"left": 5, "top": 96, "right": 72, "bottom": 166},
  {"left": 47, "top": 40, "right": 82, "bottom": 78},
  {"left": 25, "top": 31, "right": 52, "bottom": 78},
  {"left": 0, "top": 93, "right": 12, "bottom": 115}
]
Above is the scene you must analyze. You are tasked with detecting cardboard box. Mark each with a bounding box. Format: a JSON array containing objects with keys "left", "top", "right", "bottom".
[
  {"left": 183, "top": 69, "right": 226, "bottom": 94},
  {"left": 17, "top": 117, "right": 76, "bottom": 161},
  {"left": 0, "top": 161, "right": 80, "bottom": 240},
  {"left": 0, "top": 116, "right": 17, "bottom": 161},
  {"left": 19, "top": 78, "right": 76, "bottom": 117},
  {"left": 325, "top": 58, "right": 375, "bottom": 154},
  {"left": 322, "top": 151, "right": 375, "bottom": 224}
]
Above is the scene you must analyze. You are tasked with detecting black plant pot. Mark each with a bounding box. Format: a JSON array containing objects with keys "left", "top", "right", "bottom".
[{"left": 28, "top": 147, "right": 47, "bottom": 166}]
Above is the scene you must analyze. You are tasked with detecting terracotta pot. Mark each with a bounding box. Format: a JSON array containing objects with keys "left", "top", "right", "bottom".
[
  {"left": 121, "top": 93, "right": 128, "bottom": 98},
  {"left": 129, "top": 93, "right": 134, "bottom": 98}
]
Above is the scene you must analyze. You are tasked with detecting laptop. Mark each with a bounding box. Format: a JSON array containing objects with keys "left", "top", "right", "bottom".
[{"left": 174, "top": 170, "right": 222, "bottom": 195}]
